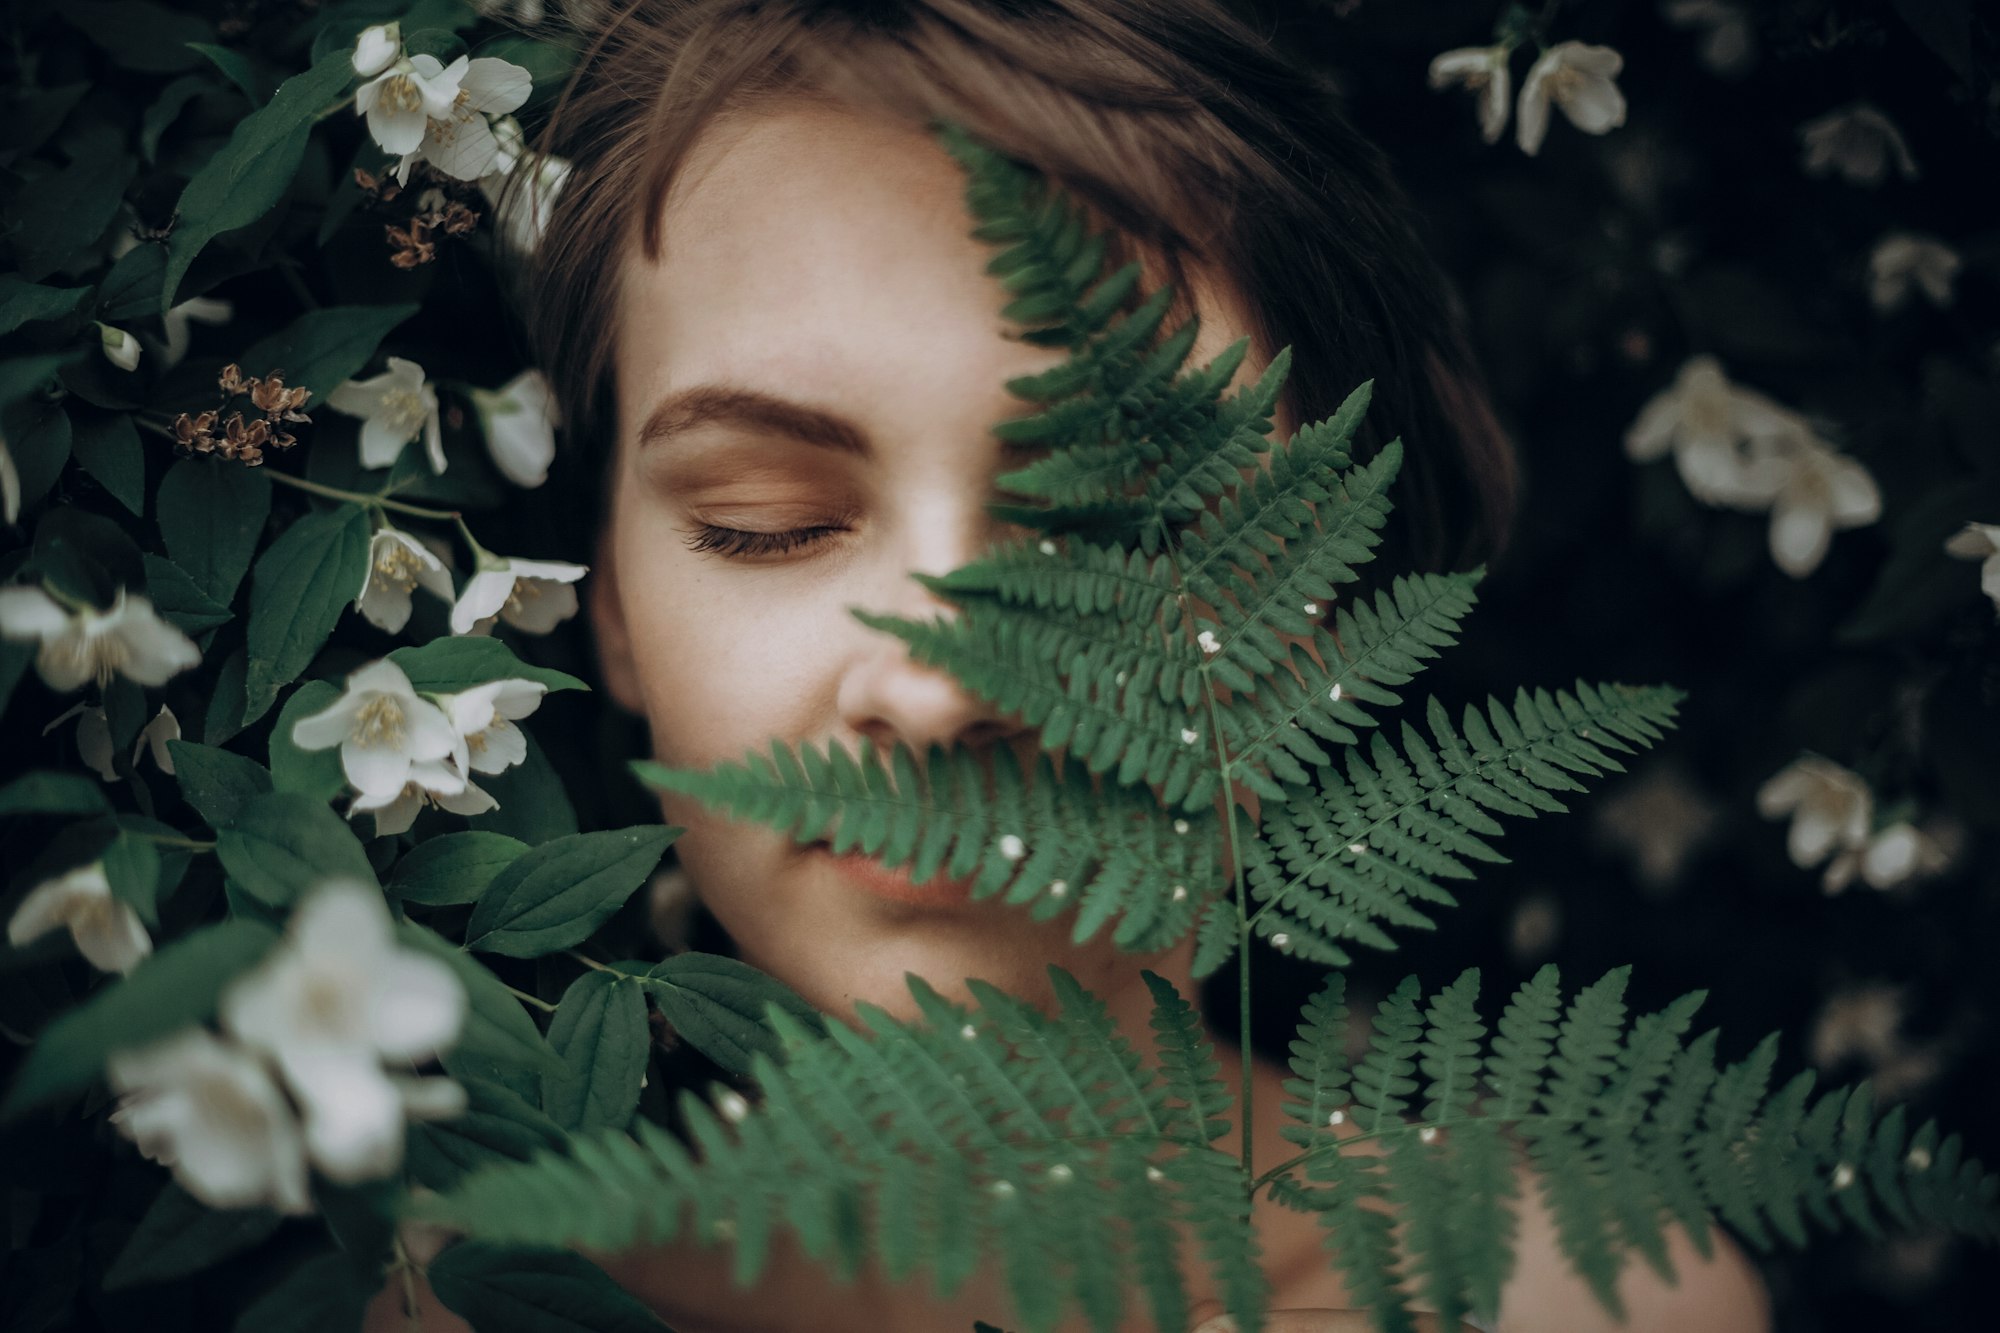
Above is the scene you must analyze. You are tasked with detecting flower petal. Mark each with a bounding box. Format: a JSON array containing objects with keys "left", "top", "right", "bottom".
[
  {"left": 459, "top": 58, "right": 533, "bottom": 116},
  {"left": 366, "top": 952, "right": 466, "bottom": 1060},
  {"left": 450, "top": 570, "right": 517, "bottom": 635}
]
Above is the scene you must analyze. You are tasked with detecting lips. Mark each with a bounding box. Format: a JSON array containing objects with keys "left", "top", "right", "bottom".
[{"left": 809, "top": 842, "right": 981, "bottom": 907}]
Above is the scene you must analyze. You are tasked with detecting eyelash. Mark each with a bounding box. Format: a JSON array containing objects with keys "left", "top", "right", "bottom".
[{"left": 684, "top": 523, "right": 848, "bottom": 559}]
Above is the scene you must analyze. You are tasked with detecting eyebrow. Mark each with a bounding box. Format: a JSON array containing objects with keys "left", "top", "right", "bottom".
[{"left": 635, "top": 384, "right": 1047, "bottom": 460}]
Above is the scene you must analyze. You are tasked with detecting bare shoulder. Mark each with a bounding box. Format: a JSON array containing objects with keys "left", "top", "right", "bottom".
[{"left": 1499, "top": 1164, "right": 1772, "bottom": 1333}]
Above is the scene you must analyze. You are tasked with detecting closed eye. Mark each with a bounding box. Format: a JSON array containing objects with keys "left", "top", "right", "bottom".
[{"left": 683, "top": 523, "right": 849, "bottom": 560}]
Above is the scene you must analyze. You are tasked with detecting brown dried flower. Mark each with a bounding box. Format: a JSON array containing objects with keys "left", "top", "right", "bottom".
[{"left": 386, "top": 219, "right": 437, "bottom": 269}]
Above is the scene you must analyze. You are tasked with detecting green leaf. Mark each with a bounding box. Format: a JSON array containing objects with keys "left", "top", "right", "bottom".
[
  {"left": 543, "top": 972, "right": 649, "bottom": 1134},
  {"left": 61, "top": 0, "right": 215, "bottom": 73},
  {"left": 0, "top": 277, "right": 92, "bottom": 337},
  {"left": 29, "top": 506, "right": 144, "bottom": 609},
  {"left": 239, "top": 304, "right": 421, "bottom": 410},
  {"left": 230, "top": 1252, "right": 372, "bottom": 1333},
  {"left": 0, "top": 771, "right": 111, "bottom": 819},
  {"left": 101, "top": 830, "right": 162, "bottom": 928},
  {"left": 204, "top": 647, "right": 251, "bottom": 746},
  {"left": 103, "top": 1182, "right": 281, "bottom": 1290},
  {"left": 463, "top": 827, "right": 679, "bottom": 958},
  {"left": 244, "top": 505, "right": 371, "bottom": 724},
  {"left": 166, "top": 741, "right": 273, "bottom": 829},
  {"left": 189, "top": 43, "right": 277, "bottom": 103},
  {"left": 268, "top": 681, "right": 347, "bottom": 802},
  {"left": 638, "top": 953, "right": 824, "bottom": 1077},
  {"left": 96, "top": 243, "right": 168, "bottom": 322},
  {"left": 391, "top": 832, "right": 530, "bottom": 907},
  {"left": 69, "top": 412, "right": 146, "bottom": 517},
  {"left": 408, "top": 1073, "right": 570, "bottom": 1192},
  {"left": 468, "top": 735, "right": 578, "bottom": 846},
  {"left": 142, "top": 554, "right": 235, "bottom": 635},
  {"left": 9, "top": 399, "right": 72, "bottom": 514},
  {"left": 400, "top": 924, "right": 567, "bottom": 1079},
  {"left": 390, "top": 637, "right": 590, "bottom": 696},
  {"left": 215, "top": 792, "right": 375, "bottom": 907},
  {"left": 162, "top": 51, "right": 355, "bottom": 313},
  {"left": 3, "top": 919, "right": 279, "bottom": 1117},
  {"left": 157, "top": 458, "right": 272, "bottom": 607},
  {"left": 5, "top": 124, "right": 137, "bottom": 283},
  {"left": 429, "top": 1242, "right": 670, "bottom": 1333}
]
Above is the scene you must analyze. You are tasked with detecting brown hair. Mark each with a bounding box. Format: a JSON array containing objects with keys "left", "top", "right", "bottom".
[{"left": 523, "top": 0, "right": 1518, "bottom": 569}]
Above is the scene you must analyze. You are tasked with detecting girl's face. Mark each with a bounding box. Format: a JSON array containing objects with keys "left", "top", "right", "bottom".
[{"left": 595, "top": 101, "right": 1269, "bottom": 1020}]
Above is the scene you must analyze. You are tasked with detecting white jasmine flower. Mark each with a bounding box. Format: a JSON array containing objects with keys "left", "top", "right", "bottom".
[
  {"left": 1, "top": 432, "right": 18, "bottom": 524},
  {"left": 1822, "top": 821, "right": 1950, "bottom": 894},
  {"left": 221, "top": 882, "right": 466, "bottom": 1184},
  {"left": 449, "top": 556, "right": 587, "bottom": 636},
  {"left": 469, "top": 369, "right": 559, "bottom": 488},
  {"left": 374, "top": 55, "right": 534, "bottom": 185},
  {"left": 354, "top": 53, "right": 463, "bottom": 157},
  {"left": 289, "top": 659, "right": 460, "bottom": 806},
  {"left": 356, "top": 527, "right": 453, "bottom": 634},
  {"left": 97, "top": 322, "right": 140, "bottom": 372},
  {"left": 439, "top": 679, "right": 546, "bottom": 774},
  {"left": 7, "top": 861, "right": 151, "bottom": 974},
  {"left": 1662, "top": 0, "right": 1755, "bottom": 77},
  {"left": 1868, "top": 233, "right": 1961, "bottom": 312},
  {"left": 107, "top": 1028, "right": 312, "bottom": 1215},
  {"left": 1516, "top": 41, "right": 1627, "bottom": 156},
  {"left": 1944, "top": 522, "right": 2000, "bottom": 616},
  {"left": 0, "top": 586, "right": 201, "bottom": 692},
  {"left": 43, "top": 701, "right": 117, "bottom": 781},
  {"left": 159, "top": 297, "right": 233, "bottom": 369},
  {"left": 1427, "top": 45, "right": 1514, "bottom": 145},
  {"left": 1800, "top": 103, "right": 1918, "bottom": 186},
  {"left": 351, "top": 22, "right": 401, "bottom": 79},
  {"left": 1763, "top": 431, "right": 1880, "bottom": 578},
  {"left": 1623, "top": 355, "right": 1797, "bottom": 507},
  {"left": 135, "top": 705, "right": 179, "bottom": 774},
  {"left": 1756, "top": 754, "right": 1871, "bottom": 875},
  {"left": 327, "top": 357, "right": 444, "bottom": 473},
  {"left": 480, "top": 117, "right": 572, "bottom": 253},
  {"left": 349, "top": 758, "right": 494, "bottom": 838}
]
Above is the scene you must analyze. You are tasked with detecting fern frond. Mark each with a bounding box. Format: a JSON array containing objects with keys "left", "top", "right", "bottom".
[
  {"left": 419, "top": 968, "right": 1262, "bottom": 1333},
  {"left": 1271, "top": 966, "right": 2000, "bottom": 1328}
]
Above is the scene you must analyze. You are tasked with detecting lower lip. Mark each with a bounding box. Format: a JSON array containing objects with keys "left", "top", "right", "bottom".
[{"left": 812, "top": 845, "right": 980, "bottom": 907}]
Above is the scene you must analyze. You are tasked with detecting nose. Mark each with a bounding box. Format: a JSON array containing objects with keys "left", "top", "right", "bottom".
[{"left": 835, "top": 522, "right": 1023, "bottom": 758}]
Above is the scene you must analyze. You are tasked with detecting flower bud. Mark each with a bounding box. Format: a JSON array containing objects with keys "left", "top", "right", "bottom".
[
  {"left": 97, "top": 322, "right": 140, "bottom": 372},
  {"left": 352, "top": 23, "right": 401, "bottom": 79}
]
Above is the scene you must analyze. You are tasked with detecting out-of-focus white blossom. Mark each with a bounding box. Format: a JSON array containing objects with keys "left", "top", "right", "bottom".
[
  {"left": 1623, "top": 355, "right": 1796, "bottom": 506},
  {"left": 1757, "top": 754, "right": 1872, "bottom": 883},
  {"left": 7, "top": 861, "right": 151, "bottom": 974},
  {"left": 469, "top": 369, "right": 559, "bottom": 488},
  {"left": 440, "top": 678, "right": 546, "bottom": 775},
  {"left": 1592, "top": 762, "right": 1721, "bottom": 890},
  {"left": 1763, "top": 429, "right": 1880, "bottom": 578},
  {"left": 351, "top": 22, "right": 401, "bottom": 79},
  {"left": 135, "top": 705, "right": 179, "bottom": 774},
  {"left": 160, "top": 297, "right": 233, "bottom": 369},
  {"left": 327, "top": 357, "right": 444, "bottom": 473},
  {"left": 356, "top": 527, "right": 453, "bottom": 634},
  {"left": 1868, "top": 233, "right": 1961, "bottom": 312},
  {"left": 1661, "top": 0, "right": 1756, "bottom": 76},
  {"left": 450, "top": 556, "right": 586, "bottom": 635},
  {"left": 1944, "top": 522, "right": 2000, "bottom": 617},
  {"left": 107, "top": 1028, "right": 313, "bottom": 1215},
  {"left": 1800, "top": 103, "right": 1918, "bottom": 186},
  {"left": 0, "top": 586, "right": 201, "bottom": 692},
  {"left": 290, "top": 659, "right": 460, "bottom": 807},
  {"left": 1822, "top": 821, "right": 1950, "bottom": 894},
  {"left": 221, "top": 882, "right": 466, "bottom": 1184},
  {"left": 1810, "top": 983, "right": 1942, "bottom": 1102},
  {"left": 1516, "top": 41, "right": 1626, "bottom": 156},
  {"left": 1427, "top": 45, "right": 1514, "bottom": 145},
  {"left": 480, "top": 117, "right": 572, "bottom": 254}
]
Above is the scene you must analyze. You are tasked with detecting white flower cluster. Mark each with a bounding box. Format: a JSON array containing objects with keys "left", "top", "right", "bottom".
[
  {"left": 1757, "top": 755, "right": 1950, "bottom": 894},
  {"left": 1624, "top": 355, "right": 1880, "bottom": 577},
  {"left": 325, "top": 357, "right": 559, "bottom": 491},
  {"left": 105, "top": 883, "right": 466, "bottom": 1214},
  {"left": 292, "top": 659, "right": 549, "bottom": 835},
  {"left": 351, "top": 25, "right": 531, "bottom": 185},
  {"left": 1428, "top": 40, "right": 1626, "bottom": 155}
]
